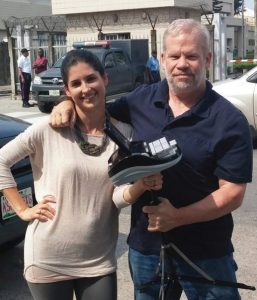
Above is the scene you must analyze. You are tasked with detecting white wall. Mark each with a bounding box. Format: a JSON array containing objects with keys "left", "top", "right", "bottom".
[{"left": 52, "top": 0, "right": 212, "bottom": 15}]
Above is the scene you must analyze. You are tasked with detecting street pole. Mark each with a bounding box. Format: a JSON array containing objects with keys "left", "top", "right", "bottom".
[
  {"left": 242, "top": 0, "right": 245, "bottom": 58},
  {"left": 255, "top": 0, "right": 257, "bottom": 58}
]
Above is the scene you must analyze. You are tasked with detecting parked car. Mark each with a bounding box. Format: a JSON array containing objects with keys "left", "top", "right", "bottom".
[
  {"left": 213, "top": 66, "right": 257, "bottom": 146},
  {"left": 32, "top": 39, "right": 149, "bottom": 113},
  {"left": 0, "top": 115, "right": 35, "bottom": 250}
]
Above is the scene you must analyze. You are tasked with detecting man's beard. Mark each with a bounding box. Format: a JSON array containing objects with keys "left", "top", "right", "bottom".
[{"left": 164, "top": 70, "right": 206, "bottom": 94}]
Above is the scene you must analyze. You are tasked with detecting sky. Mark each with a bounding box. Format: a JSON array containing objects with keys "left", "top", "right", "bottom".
[{"left": 245, "top": 0, "right": 253, "bottom": 10}]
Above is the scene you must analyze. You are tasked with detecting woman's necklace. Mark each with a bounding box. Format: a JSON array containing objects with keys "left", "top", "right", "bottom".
[{"left": 74, "top": 123, "right": 108, "bottom": 156}]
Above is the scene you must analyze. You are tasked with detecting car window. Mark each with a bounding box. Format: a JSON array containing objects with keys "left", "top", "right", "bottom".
[
  {"left": 105, "top": 53, "right": 115, "bottom": 68},
  {"left": 114, "top": 52, "right": 128, "bottom": 66},
  {"left": 53, "top": 57, "right": 65, "bottom": 68}
]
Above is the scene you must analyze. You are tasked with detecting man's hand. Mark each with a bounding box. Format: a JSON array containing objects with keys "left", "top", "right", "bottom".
[
  {"left": 49, "top": 98, "right": 76, "bottom": 128},
  {"left": 143, "top": 198, "right": 182, "bottom": 232}
]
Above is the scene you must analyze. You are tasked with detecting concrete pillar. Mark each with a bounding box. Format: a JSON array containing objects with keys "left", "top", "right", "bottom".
[{"left": 213, "top": 13, "right": 227, "bottom": 81}]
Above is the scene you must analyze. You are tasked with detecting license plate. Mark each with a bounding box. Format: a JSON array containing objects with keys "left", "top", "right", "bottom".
[
  {"left": 1, "top": 187, "right": 33, "bottom": 220},
  {"left": 49, "top": 90, "right": 60, "bottom": 96}
]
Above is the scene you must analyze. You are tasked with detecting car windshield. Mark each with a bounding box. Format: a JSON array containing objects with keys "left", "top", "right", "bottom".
[
  {"left": 52, "top": 50, "right": 103, "bottom": 68},
  {"left": 53, "top": 56, "right": 65, "bottom": 68}
]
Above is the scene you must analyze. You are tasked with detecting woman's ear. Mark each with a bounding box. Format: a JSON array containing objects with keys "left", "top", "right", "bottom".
[{"left": 64, "top": 86, "right": 71, "bottom": 97}]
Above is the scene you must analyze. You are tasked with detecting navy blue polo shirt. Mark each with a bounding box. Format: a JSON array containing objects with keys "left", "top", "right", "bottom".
[{"left": 108, "top": 79, "right": 253, "bottom": 259}]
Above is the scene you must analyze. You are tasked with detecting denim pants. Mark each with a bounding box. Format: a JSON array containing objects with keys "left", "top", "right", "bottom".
[
  {"left": 129, "top": 248, "right": 161, "bottom": 300},
  {"left": 128, "top": 247, "right": 241, "bottom": 300}
]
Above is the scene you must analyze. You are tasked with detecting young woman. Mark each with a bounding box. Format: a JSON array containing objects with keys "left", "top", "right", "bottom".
[{"left": 0, "top": 49, "right": 162, "bottom": 300}]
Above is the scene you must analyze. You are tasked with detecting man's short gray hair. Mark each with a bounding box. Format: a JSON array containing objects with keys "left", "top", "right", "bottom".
[{"left": 163, "top": 19, "right": 211, "bottom": 54}]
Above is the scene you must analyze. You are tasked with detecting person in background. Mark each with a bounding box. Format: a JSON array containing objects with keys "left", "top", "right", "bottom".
[
  {"left": 17, "top": 48, "right": 33, "bottom": 108},
  {"left": 49, "top": 19, "right": 252, "bottom": 300},
  {"left": 146, "top": 50, "right": 161, "bottom": 84},
  {"left": 0, "top": 49, "right": 162, "bottom": 300},
  {"left": 33, "top": 48, "right": 48, "bottom": 75}
]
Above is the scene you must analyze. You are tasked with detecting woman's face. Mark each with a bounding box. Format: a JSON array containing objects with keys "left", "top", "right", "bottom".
[{"left": 64, "top": 61, "right": 108, "bottom": 112}]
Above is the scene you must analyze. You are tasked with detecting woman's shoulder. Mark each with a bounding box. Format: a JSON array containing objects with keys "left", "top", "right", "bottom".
[{"left": 24, "top": 116, "right": 64, "bottom": 138}]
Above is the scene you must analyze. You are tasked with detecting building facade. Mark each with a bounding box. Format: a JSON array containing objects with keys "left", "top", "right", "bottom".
[{"left": 52, "top": 0, "right": 213, "bottom": 55}]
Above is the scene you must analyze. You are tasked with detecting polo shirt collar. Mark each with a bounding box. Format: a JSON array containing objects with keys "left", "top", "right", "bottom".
[{"left": 154, "top": 79, "right": 214, "bottom": 119}]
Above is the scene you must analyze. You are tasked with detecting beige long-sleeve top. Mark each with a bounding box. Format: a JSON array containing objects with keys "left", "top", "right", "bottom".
[{"left": 0, "top": 118, "right": 132, "bottom": 280}]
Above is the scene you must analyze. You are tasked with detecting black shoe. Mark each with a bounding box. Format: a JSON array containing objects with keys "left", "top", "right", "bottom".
[{"left": 22, "top": 102, "right": 34, "bottom": 108}]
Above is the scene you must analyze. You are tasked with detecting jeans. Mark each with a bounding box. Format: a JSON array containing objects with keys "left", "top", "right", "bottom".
[
  {"left": 129, "top": 248, "right": 161, "bottom": 300},
  {"left": 171, "top": 254, "right": 241, "bottom": 300},
  {"left": 129, "top": 247, "right": 241, "bottom": 300}
]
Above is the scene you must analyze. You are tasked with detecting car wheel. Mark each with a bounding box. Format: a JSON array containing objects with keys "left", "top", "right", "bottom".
[{"left": 38, "top": 102, "right": 54, "bottom": 114}]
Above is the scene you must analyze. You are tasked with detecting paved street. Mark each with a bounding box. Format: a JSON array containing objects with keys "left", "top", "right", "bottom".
[{"left": 0, "top": 89, "right": 257, "bottom": 299}]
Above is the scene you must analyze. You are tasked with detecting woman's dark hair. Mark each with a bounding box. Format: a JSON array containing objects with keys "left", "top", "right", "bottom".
[{"left": 61, "top": 49, "right": 105, "bottom": 86}]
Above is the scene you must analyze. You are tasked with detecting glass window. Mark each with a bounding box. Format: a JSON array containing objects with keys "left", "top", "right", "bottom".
[{"left": 114, "top": 52, "right": 127, "bottom": 65}]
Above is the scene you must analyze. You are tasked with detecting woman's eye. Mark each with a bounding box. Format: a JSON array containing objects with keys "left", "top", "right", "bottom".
[
  {"left": 71, "top": 81, "right": 81, "bottom": 87},
  {"left": 87, "top": 76, "right": 97, "bottom": 83}
]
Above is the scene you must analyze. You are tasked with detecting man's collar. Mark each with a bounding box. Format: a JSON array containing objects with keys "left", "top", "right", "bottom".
[
  {"left": 153, "top": 79, "right": 169, "bottom": 108},
  {"left": 154, "top": 80, "right": 214, "bottom": 118},
  {"left": 190, "top": 81, "right": 214, "bottom": 119}
]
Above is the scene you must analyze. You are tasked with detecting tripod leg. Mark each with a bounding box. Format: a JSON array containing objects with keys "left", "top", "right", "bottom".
[{"left": 163, "top": 278, "right": 183, "bottom": 300}]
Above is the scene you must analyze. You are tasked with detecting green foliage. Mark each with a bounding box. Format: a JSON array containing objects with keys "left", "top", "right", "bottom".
[
  {"left": 233, "top": 62, "right": 257, "bottom": 72},
  {"left": 213, "top": 0, "right": 223, "bottom": 13},
  {"left": 246, "top": 50, "right": 254, "bottom": 59},
  {"left": 234, "top": 0, "right": 243, "bottom": 15}
]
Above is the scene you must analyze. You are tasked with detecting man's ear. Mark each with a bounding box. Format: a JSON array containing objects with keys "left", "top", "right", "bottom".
[
  {"left": 206, "top": 52, "right": 212, "bottom": 68},
  {"left": 160, "top": 52, "right": 166, "bottom": 71}
]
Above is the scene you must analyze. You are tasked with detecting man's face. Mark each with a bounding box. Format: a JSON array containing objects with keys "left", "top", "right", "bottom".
[
  {"left": 161, "top": 33, "right": 211, "bottom": 94},
  {"left": 22, "top": 51, "right": 29, "bottom": 57},
  {"left": 38, "top": 49, "right": 44, "bottom": 57}
]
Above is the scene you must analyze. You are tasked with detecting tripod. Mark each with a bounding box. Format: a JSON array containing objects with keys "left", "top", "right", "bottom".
[
  {"left": 139, "top": 241, "right": 256, "bottom": 300},
  {"left": 140, "top": 192, "right": 256, "bottom": 300}
]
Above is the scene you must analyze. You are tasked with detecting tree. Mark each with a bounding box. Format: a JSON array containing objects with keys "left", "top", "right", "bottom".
[
  {"left": 234, "top": 0, "right": 243, "bottom": 15},
  {"left": 213, "top": 0, "right": 223, "bottom": 13}
]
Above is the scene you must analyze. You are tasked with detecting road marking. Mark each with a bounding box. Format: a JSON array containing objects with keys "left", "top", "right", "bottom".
[
  {"left": 4, "top": 112, "right": 47, "bottom": 124},
  {"left": 5, "top": 112, "right": 40, "bottom": 117}
]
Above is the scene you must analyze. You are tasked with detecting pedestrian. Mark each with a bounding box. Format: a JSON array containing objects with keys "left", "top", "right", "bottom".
[
  {"left": 0, "top": 49, "right": 162, "bottom": 300},
  {"left": 146, "top": 50, "right": 161, "bottom": 84},
  {"left": 49, "top": 19, "right": 253, "bottom": 300},
  {"left": 17, "top": 48, "right": 33, "bottom": 108},
  {"left": 32, "top": 48, "right": 48, "bottom": 75}
]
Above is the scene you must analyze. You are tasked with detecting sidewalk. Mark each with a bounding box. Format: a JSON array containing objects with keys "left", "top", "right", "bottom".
[{"left": 0, "top": 84, "right": 11, "bottom": 96}]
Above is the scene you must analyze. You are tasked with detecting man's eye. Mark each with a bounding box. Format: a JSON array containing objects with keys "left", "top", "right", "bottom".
[{"left": 187, "top": 55, "right": 198, "bottom": 60}]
